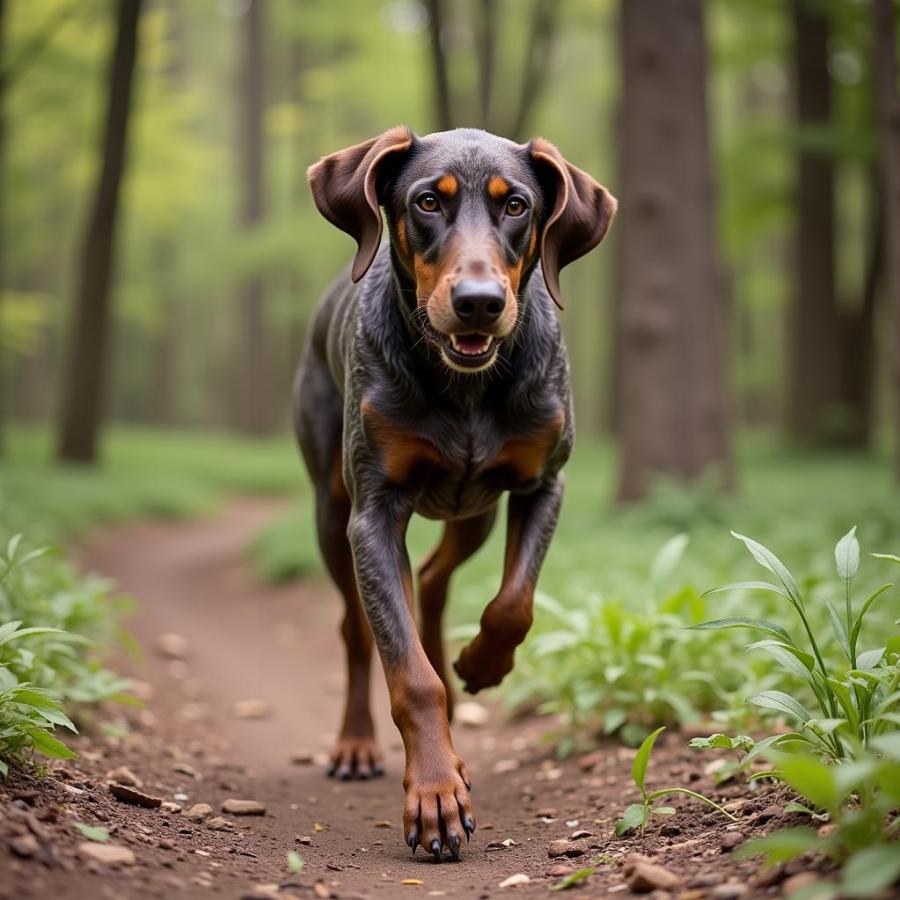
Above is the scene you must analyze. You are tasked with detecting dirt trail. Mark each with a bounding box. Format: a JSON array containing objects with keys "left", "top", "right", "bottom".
[{"left": 1, "top": 502, "right": 785, "bottom": 899}]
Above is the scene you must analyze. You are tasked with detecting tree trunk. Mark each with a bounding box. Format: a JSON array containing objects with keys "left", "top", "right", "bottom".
[
  {"left": 474, "top": 0, "right": 496, "bottom": 129},
  {"left": 58, "top": 0, "right": 142, "bottom": 463},
  {"left": 426, "top": 0, "right": 453, "bottom": 131},
  {"left": 785, "top": 0, "right": 842, "bottom": 444},
  {"left": 874, "top": 0, "right": 900, "bottom": 476},
  {"left": 615, "top": 0, "right": 732, "bottom": 502},
  {"left": 235, "top": 0, "right": 271, "bottom": 433}
]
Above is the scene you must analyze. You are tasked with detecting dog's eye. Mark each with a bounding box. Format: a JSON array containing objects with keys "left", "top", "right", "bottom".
[
  {"left": 505, "top": 197, "right": 527, "bottom": 217},
  {"left": 417, "top": 193, "right": 439, "bottom": 213}
]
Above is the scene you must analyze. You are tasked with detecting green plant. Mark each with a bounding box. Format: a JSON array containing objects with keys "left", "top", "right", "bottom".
[
  {"left": 614, "top": 727, "right": 738, "bottom": 836},
  {"left": 0, "top": 534, "right": 132, "bottom": 773},
  {"left": 691, "top": 528, "right": 899, "bottom": 762}
]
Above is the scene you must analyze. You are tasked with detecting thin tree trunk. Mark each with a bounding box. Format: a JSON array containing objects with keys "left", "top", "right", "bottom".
[
  {"left": 235, "top": 0, "right": 271, "bottom": 433},
  {"left": 58, "top": 0, "right": 142, "bottom": 463},
  {"left": 874, "top": 0, "right": 900, "bottom": 476},
  {"left": 786, "top": 0, "right": 841, "bottom": 444},
  {"left": 508, "top": 0, "right": 560, "bottom": 141},
  {"left": 474, "top": 0, "right": 496, "bottom": 129},
  {"left": 616, "top": 0, "right": 732, "bottom": 502},
  {"left": 426, "top": 0, "right": 452, "bottom": 131}
]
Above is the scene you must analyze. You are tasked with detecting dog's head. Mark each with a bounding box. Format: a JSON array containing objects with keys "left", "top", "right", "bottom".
[{"left": 308, "top": 127, "right": 616, "bottom": 373}]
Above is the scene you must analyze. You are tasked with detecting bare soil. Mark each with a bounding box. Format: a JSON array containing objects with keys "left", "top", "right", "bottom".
[{"left": 0, "top": 502, "right": 826, "bottom": 899}]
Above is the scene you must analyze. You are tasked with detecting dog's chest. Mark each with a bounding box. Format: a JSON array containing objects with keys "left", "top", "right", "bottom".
[{"left": 362, "top": 400, "right": 564, "bottom": 520}]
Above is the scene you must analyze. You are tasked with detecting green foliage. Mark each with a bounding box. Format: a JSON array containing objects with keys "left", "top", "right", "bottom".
[
  {"left": 613, "top": 727, "right": 738, "bottom": 837},
  {"left": 0, "top": 532, "right": 132, "bottom": 771}
]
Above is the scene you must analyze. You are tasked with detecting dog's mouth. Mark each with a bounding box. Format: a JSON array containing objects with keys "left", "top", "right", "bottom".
[{"left": 420, "top": 320, "right": 500, "bottom": 371}]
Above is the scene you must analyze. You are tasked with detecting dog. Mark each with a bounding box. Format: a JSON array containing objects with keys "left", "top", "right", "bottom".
[{"left": 294, "top": 127, "right": 615, "bottom": 861}]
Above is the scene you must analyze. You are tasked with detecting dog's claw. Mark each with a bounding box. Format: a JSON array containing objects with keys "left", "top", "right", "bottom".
[
  {"left": 408, "top": 831, "right": 419, "bottom": 854},
  {"left": 431, "top": 839, "right": 442, "bottom": 862},
  {"left": 449, "top": 832, "right": 460, "bottom": 861},
  {"left": 372, "top": 764, "right": 385, "bottom": 777}
]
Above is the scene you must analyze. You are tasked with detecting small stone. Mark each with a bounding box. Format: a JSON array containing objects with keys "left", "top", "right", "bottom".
[
  {"left": 185, "top": 803, "right": 214, "bottom": 820},
  {"left": 232, "top": 700, "right": 271, "bottom": 720},
  {"left": 172, "top": 762, "right": 198, "bottom": 778},
  {"left": 720, "top": 831, "right": 745, "bottom": 852},
  {"left": 498, "top": 873, "right": 530, "bottom": 888},
  {"left": 660, "top": 823, "right": 681, "bottom": 837},
  {"left": 648, "top": 893, "right": 672, "bottom": 900},
  {"left": 679, "top": 892, "right": 706, "bottom": 900},
  {"left": 9, "top": 835, "right": 40, "bottom": 858},
  {"left": 222, "top": 798, "right": 266, "bottom": 816},
  {"left": 624, "top": 853, "right": 654, "bottom": 876},
  {"left": 548, "top": 864, "right": 572, "bottom": 876},
  {"left": 78, "top": 842, "right": 136, "bottom": 866},
  {"left": 156, "top": 632, "right": 189, "bottom": 659},
  {"left": 536, "top": 807, "right": 558, "bottom": 818},
  {"left": 160, "top": 801, "right": 182, "bottom": 814},
  {"left": 493, "top": 758, "right": 519, "bottom": 774},
  {"left": 291, "top": 750, "right": 314, "bottom": 765},
  {"left": 711, "top": 884, "right": 748, "bottom": 899},
  {"left": 782, "top": 872, "right": 821, "bottom": 896},
  {"left": 628, "top": 862, "right": 682, "bottom": 893},
  {"left": 688, "top": 873, "right": 722, "bottom": 888},
  {"left": 548, "top": 839, "right": 583, "bottom": 858},
  {"left": 108, "top": 782, "right": 162, "bottom": 808},
  {"left": 455, "top": 702, "right": 489, "bottom": 727},
  {"left": 570, "top": 829, "right": 592, "bottom": 840},
  {"left": 105, "top": 766, "right": 142, "bottom": 787},
  {"left": 207, "top": 817, "right": 232, "bottom": 831},
  {"left": 296, "top": 835, "right": 312, "bottom": 845}
]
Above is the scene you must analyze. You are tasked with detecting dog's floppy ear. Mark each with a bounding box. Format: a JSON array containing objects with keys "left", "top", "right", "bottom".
[
  {"left": 308, "top": 126, "right": 414, "bottom": 283},
  {"left": 529, "top": 138, "right": 617, "bottom": 309}
]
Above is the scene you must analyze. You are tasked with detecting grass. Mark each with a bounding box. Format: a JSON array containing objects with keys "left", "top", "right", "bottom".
[{"left": 1, "top": 425, "right": 304, "bottom": 543}]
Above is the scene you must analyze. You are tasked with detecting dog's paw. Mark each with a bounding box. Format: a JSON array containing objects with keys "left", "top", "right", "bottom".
[
  {"left": 327, "top": 735, "right": 384, "bottom": 780},
  {"left": 453, "top": 634, "right": 515, "bottom": 694},
  {"left": 403, "top": 754, "right": 475, "bottom": 862}
]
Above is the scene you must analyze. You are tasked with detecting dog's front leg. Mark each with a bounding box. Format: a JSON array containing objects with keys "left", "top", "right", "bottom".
[
  {"left": 454, "top": 474, "right": 564, "bottom": 693},
  {"left": 347, "top": 493, "right": 475, "bottom": 861}
]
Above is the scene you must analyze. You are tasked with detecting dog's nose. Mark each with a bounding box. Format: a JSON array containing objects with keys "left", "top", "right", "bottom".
[{"left": 451, "top": 279, "right": 506, "bottom": 329}]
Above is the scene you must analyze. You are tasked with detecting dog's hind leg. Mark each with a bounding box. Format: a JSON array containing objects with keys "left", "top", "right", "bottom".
[
  {"left": 417, "top": 509, "right": 496, "bottom": 721},
  {"left": 295, "top": 356, "right": 382, "bottom": 780}
]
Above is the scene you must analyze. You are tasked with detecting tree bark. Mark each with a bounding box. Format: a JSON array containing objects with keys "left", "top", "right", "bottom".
[
  {"left": 474, "top": 0, "right": 496, "bottom": 129},
  {"left": 0, "top": 0, "right": 6, "bottom": 456},
  {"left": 58, "top": 0, "right": 142, "bottom": 463},
  {"left": 615, "top": 0, "right": 732, "bottom": 502},
  {"left": 785, "top": 0, "right": 842, "bottom": 444},
  {"left": 235, "top": 0, "right": 271, "bottom": 433},
  {"left": 508, "top": 0, "right": 560, "bottom": 141},
  {"left": 873, "top": 0, "right": 900, "bottom": 476},
  {"left": 426, "top": 0, "right": 453, "bottom": 131}
]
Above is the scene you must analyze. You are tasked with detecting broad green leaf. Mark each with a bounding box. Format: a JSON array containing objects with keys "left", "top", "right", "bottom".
[
  {"left": 833, "top": 759, "right": 879, "bottom": 795},
  {"left": 614, "top": 803, "right": 647, "bottom": 837},
  {"left": 632, "top": 726, "right": 665, "bottom": 794},
  {"left": 841, "top": 845, "right": 900, "bottom": 898},
  {"left": 855, "top": 648, "right": 884, "bottom": 671},
  {"left": 825, "top": 599, "right": 851, "bottom": 663},
  {"left": 834, "top": 526, "right": 859, "bottom": 581},
  {"left": 731, "top": 532, "right": 803, "bottom": 608},
  {"left": 747, "top": 691, "right": 810, "bottom": 725},
  {"left": 736, "top": 827, "right": 821, "bottom": 865},
  {"left": 783, "top": 801, "right": 815, "bottom": 815},
  {"left": 740, "top": 732, "right": 804, "bottom": 766},
  {"left": 746, "top": 640, "right": 815, "bottom": 671},
  {"left": 688, "top": 617, "right": 793, "bottom": 644},
  {"left": 551, "top": 867, "right": 595, "bottom": 892},
  {"left": 29, "top": 728, "right": 77, "bottom": 760},
  {"left": 778, "top": 755, "right": 840, "bottom": 810},
  {"left": 0, "top": 759, "right": 8, "bottom": 777},
  {"left": 73, "top": 822, "right": 109, "bottom": 842},
  {"left": 701, "top": 581, "right": 789, "bottom": 600},
  {"left": 0, "top": 626, "right": 68, "bottom": 648},
  {"left": 825, "top": 678, "right": 861, "bottom": 733}
]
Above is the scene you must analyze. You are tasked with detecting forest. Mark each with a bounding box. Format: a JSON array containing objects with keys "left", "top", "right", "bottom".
[{"left": 0, "top": 1, "right": 899, "bottom": 898}]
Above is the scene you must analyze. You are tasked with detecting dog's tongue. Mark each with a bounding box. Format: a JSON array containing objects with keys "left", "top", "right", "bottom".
[{"left": 455, "top": 333, "right": 491, "bottom": 355}]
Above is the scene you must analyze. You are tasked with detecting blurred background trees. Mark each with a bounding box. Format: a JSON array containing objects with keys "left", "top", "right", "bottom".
[{"left": 0, "top": 0, "right": 898, "bottom": 499}]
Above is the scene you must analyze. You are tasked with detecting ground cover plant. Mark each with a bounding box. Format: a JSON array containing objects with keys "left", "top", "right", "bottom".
[
  {"left": 623, "top": 528, "right": 900, "bottom": 896},
  {"left": 0, "top": 533, "right": 131, "bottom": 773}
]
